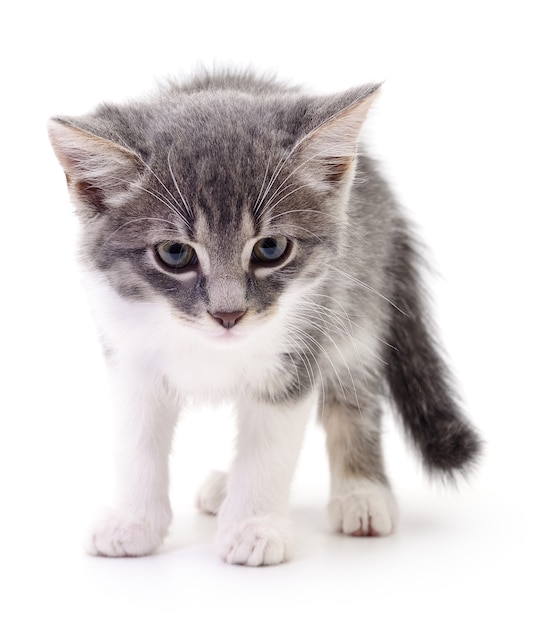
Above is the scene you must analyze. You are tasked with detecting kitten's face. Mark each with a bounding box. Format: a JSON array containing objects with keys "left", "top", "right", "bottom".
[
  {"left": 87, "top": 137, "right": 339, "bottom": 342},
  {"left": 49, "top": 85, "right": 377, "bottom": 343}
]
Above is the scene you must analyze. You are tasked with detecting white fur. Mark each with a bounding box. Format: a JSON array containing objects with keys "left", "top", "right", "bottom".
[
  {"left": 196, "top": 470, "right": 227, "bottom": 515},
  {"left": 87, "top": 347, "right": 179, "bottom": 557},
  {"left": 82, "top": 265, "right": 396, "bottom": 562},
  {"left": 83, "top": 269, "right": 315, "bottom": 564},
  {"left": 82, "top": 269, "right": 299, "bottom": 401},
  {"left": 216, "top": 395, "right": 313, "bottom": 565},
  {"left": 86, "top": 509, "right": 171, "bottom": 557},
  {"left": 217, "top": 516, "right": 292, "bottom": 566},
  {"left": 328, "top": 477, "right": 397, "bottom": 536}
]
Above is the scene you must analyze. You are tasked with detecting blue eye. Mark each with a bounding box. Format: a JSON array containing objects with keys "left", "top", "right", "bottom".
[
  {"left": 155, "top": 242, "right": 197, "bottom": 270},
  {"left": 252, "top": 237, "right": 290, "bottom": 264}
]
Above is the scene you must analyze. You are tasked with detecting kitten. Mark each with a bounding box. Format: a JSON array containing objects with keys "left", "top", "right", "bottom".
[{"left": 48, "top": 70, "right": 481, "bottom": 566}]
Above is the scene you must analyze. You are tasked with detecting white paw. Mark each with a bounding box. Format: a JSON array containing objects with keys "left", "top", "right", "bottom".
[
  {"left": 195, "top": 470, "right": 228, "bottom": 515},
  {"left": 86, "top": 510, "right": 170, "bottom": 557},
  {"left": 328, "top": 481, "right": 397, "bottom": 537},
  {"left": 217, "top": 516, "right": 292, "bottom": 566}
]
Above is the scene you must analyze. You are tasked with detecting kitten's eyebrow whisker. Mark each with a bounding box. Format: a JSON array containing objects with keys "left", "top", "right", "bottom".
[
  {"left": 141, "top": 189, "right": 192, "bottom": 229},
  {"left": 133, "top": 183, "right": 192, "bottom": 230},
  {"left": 257, "top": 145, "right": 344, "bottom": 222},
  {"left": 255, "top": 153, "right": 299, "bottom": 221},
  {"left": 258, "top": 151, "right": 317, "bottom": 216},
  {"left": 267, "top": 208, "right": 327, "bottom": 222},
  {"left": 167, "top": 147, "right": 195, "bottom": 221},
  {"left": 259, "top": 183, "right": 314, "bottom": 219},
  {"left": 103, "top": 173, "right": 191, "bottom": 230},
  {"left": 255, "top": 143, "right": 301, "bottom": 220},
  {"left": 110, "top": 133, "right": 189, "bottom": 226},
  {"left": 253, "top": 154, "right": 273, "bottom": 216}
]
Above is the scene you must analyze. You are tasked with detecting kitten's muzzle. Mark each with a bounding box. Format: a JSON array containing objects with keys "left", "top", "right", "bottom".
[{"left": 208, "top": 310, "right": 246, "bottom": 329}]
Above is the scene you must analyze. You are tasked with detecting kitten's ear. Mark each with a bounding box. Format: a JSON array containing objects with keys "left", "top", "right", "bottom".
[
  {"left": 295, "top": 84, "right": 380, "bottom": 191},
  {"left": 48, "top": 119, "right": 142, "bottom": 215}
]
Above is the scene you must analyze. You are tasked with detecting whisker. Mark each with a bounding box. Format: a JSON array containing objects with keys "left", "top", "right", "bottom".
[
  {"left": 300, "top": 303, "right": 386, "bottom": 391},
  {"left": 286, "top": 345, "right": 317, "bottom": 395},
  {"left": 304, "top": 302, "right": 352, "bottom": 337},
  {"left": 167, "top": 147, "right": 195, "bottom": 221},
  {"left": 326, "top": 265, "right": 407, "bottom": 316},
  {"left": 253, "top": 154, "right": 273, "bottom": 216},
  {"left": 108, "top": 133, "right": 188, "bottom": 225},
  {"left": 257, "top": 155, "right": 311, "bottom": 214},
  {"left": 284, "top": 352, "right": 303, "bottom": 393},
  {"left": 102, "top": 173, "right": 192, "bottom": 229},
  {"left": 258, "top": 182, "right": 315, "bottom": 221},
  {"left": 267, "top": 208, "right": 329, "bottom": 223},
  {"left": 134, "top": 184, "right": 192, "bottom": 230},
  {"left": 255, "top": 148, "right": 296, "bottom": 217},
  {"left": 292, "top": 308, "right": 368, "bottom": 416},
  {"left": 287, "top": 314, "right": 349, "bottom": 402},
  {"left": 253, "top": 103, "right": 354, "bottom": 219},
  {"left": 284, "top": 329, "right": 326, "bottom": 402},
  {"left": 308, "top": 293, "right": 397, "bottom": 351},
  {"left": 257, "top": 144, "right": 348, "bottom": 222}
]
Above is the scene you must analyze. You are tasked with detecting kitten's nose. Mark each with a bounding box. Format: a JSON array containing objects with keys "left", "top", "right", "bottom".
[{"left": 209, "top": 310, "right": 246, "bottom": 329}]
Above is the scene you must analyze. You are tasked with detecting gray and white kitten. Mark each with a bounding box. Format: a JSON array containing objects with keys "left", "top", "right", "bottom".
[{"left": 48, "top": 71, "right": 480, "bottom": 566}]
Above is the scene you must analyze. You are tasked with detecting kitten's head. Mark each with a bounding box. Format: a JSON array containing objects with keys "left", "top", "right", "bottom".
[{"left": 48, "top": 76, "right": 378, "bottom": 342}]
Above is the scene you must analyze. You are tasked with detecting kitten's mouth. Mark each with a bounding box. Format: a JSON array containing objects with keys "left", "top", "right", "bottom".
[
  {"left": 193, "top": 309, "right": 275, "bottom": 344},
  {"left": 200, "top": 311, "right": 269, "bottom": 344}
]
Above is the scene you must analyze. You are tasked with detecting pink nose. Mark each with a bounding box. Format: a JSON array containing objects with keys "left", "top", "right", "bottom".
[{"left": 209, "top": 310, "right": 246, "bottom": 329}]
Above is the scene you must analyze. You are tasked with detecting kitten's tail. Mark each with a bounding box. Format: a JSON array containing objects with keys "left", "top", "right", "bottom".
[{"left": 384, "top": 224, "right": 482, "bottom": 480}]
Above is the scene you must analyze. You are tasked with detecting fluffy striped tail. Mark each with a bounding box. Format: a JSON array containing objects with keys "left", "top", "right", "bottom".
[{"left": 384, "top": 225, "right": 482, "bottom": 479}]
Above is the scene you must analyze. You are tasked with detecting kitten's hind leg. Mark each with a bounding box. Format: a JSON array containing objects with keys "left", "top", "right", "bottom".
[
  {"left": 196, "top": 470, "right": 228, "bottom": 515},
  {"left": 323, "top": 399, "right": 397, "bottom": 537}
]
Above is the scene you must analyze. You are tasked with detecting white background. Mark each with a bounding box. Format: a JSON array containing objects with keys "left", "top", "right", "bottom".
[{"left": 2, "top": 1, "right": 555, "bottom": 624}]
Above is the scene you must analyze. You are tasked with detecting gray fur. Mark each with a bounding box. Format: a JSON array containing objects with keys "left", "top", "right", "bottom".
[{"left": 49, "top": 70, "right": 481, "bottom": 484}]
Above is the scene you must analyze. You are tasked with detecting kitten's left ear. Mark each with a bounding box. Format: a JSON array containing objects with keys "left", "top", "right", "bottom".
[
  {"left": 48, "top": 118, "right": 143, "bottom": 217},
  {"left": 295, "top": 84, "right": 380, "bottom": 191}
]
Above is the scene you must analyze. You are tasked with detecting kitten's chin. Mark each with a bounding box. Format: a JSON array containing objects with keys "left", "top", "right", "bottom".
[
  {"left": 197, "top": 325, "right": 253, "bottom": 345},
  {"left": 203, "top": 329, "right": 246, "bottom": 343}
]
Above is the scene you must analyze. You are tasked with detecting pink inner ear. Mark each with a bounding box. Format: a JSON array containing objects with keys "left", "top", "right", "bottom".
[
  {"left": 321, "top": 155, "right": 356, "bottom": 185},
  {"left": 74, "top": 178, "right": 111, "bottom": 213},
  {"left": 294, "top": 90, "right": 377, "bottom": 189}
]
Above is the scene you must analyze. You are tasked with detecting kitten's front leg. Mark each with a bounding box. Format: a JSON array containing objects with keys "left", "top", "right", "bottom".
[
  {"left": 217, "top": 395, "right": 313, "bottom": 566},
  {"left": 87, "top": 363, "right": 179, "bottom": 557}
]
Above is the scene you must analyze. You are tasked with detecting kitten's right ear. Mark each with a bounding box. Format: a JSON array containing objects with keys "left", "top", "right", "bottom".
[{"left": 48, "top": 119, "right": 142, "bottom": 216}]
